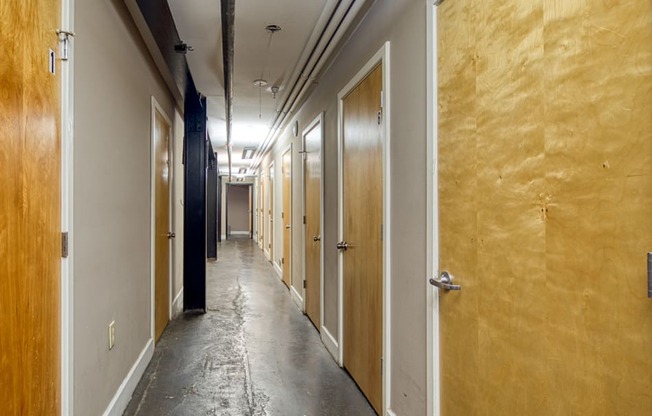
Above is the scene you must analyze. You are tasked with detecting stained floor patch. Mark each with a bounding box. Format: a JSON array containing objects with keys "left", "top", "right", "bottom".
[{"left": 123, "top": 237, "right": 376, "bottom": 416}]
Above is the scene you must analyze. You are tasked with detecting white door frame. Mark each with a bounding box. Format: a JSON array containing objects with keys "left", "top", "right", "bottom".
[
  {"left": 426, "top": 1, "right": 441, "bottom": 416},
  {"left": 60, "top": 0, "right": 75, "bottom": 413},
  {"left": 301, "top": 113, "right": 325, "bottom": 320},
  {"left": 149, "top": 97, "right": 174, "bottom": 341},
  {"left": 337, "top": 42, "right": 392, "bottom": 415},
  {"left": 281, "top": 144, "right": 294, "bottom": 284}
]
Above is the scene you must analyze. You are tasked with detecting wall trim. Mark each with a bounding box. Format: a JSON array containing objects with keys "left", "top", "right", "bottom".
[
  {"left": 426, "top": 2, "right": 440, "bottom": 416},
  {"left": 321, "top": 325, "right": 339, "bottom": 361},
  {"left": 172, "top": 288, "right": 184, "bottom": 318},
  {"left": 387, "top": 410, "right": 398, "bottom": 416},
  {"left": 102, "top": 339, "right": 154, "bottom": 416},
  {"left": 273, "top": 262, "right": 283, "bottom": 280},
  {"left": 290, "top": 286, "right": 304, "bottom": 310},
  {"left": 60, "top": 0, "right": 75, "bottom": 413},
  {"left": 230, "top": 231, "right": 250, "bottom": 236},
  {"left": 337, "top": 41, "right": 392, "bottom": 414}
]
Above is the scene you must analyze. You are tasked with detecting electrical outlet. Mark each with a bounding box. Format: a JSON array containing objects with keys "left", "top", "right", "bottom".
[{"left": 108, "top": 321, "right": 116, "bottom": 350}]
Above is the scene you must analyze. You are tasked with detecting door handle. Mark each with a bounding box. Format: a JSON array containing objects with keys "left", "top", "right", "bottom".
[
  {"left": 429, "top": 271, "right": 461, "bottom": 291},
  {"left": 313, "top": 235, "right": 321, "bottom": 242},
  {"left": 336, "top": 241, "right": 349, "bottom": 251},
  {"left": 285, "top": 224, "right": 291, "bottom": 229},
  {"left": 167, "top": 232, "right": 176, "bottom": 239}
]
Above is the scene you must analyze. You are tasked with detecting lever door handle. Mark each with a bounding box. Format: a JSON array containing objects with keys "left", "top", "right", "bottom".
[
  {"left": 313, "top": 235, "right": 321, "bottom": 242},
  {"left": 336, "top": 241, "right": 349, "bottom": 251},
  {"left": 285, "top": 225, "right": 291, "bottom": 229},
  {"left": 429, "top": 271, "right": 461, "bottom": 291},
  {"left": 167, "top": 232, "right": 176, "bottom": 239}
]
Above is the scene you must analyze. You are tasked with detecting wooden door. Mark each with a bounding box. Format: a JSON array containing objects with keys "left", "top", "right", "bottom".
[
  {"left": 260, "top": 174, "right": 266, "bottom": 247},
  {"left": 437, "top": 1, "right": 652, "bottom": 414},
  {"left": 342, "top": 64, "right": 383, "bottom": 413},
  {"left": 304, "top": 122, "right": 322, "bottom": 328},
  {"left": 269, "top": 165, "right": 275, "bottom": 260},
  {"left": 0, "top": 1, "right": 61, "bottom": 413},
  {"left": 154, "top": 108, "right": 171, "bottom": 342},
  {"left": 282, "top": 148, "right": 292, "bottom": 288}
]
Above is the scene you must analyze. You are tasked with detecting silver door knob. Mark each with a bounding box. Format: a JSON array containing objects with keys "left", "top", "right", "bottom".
[
  {"left": 167, "top": 232, "right": 176, "bottom": 239},
  {"left": 336, "top": 241, "right": 349, "bottom": 251},
  {"left": 429, "top": 271, "right": 461, "bottom": 291},
  {"left": 313, "top": 235, "right": 321, "bottom": 242}
]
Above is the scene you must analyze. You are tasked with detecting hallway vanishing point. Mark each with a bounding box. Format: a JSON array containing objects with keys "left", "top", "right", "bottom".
[{"left": 124, "top": 238, "right": 376, "bottom": 416}]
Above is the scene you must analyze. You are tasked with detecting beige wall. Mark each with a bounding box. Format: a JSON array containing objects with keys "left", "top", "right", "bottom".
[
  {"left": 73, "top": 1, "right": 177, "bottom": 415},
  {"left": 257, "top": 0, "right": 427, "bottom": 414}
]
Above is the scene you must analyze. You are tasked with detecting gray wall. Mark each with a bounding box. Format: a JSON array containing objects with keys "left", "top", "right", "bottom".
[
  {"left": 74, "top": 1, "right": 177, "bottom": 414},
  {"left": 227, "top": 185, "right": 250, "bottom": 233},
  {"left": 257, "top": 0, "right": 427, "bottom": 414}
]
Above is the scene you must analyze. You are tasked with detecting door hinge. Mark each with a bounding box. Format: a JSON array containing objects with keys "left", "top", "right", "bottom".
[
  {"left": 377, "top": 109, "right": 382, "bottom": 125},
  {"left": 380, "top": 91, "right": 384, "bottom": 109},
  {"left": 56, "top": 29, "right": 75, "bottom": 61},
  {"left": 61, "top": 232, "right": 69, "bottom": 258},
  {"left": 282, "top": 212, "right": 284, "bottom": 219},
  {"left": 381, "top": 356, "right": 384, "bottom": 374},
  {"left": 303, "top": 280, "right": 306, "bottom": 289},
  {"left": 380, "top": 224, "right": 383, "bottom": 241},
  {"left": 282, "top": 257, "right": 285, "bottom": 265},
  {"left": 303, "top": 215, "right": 306, "bottom": 225}
]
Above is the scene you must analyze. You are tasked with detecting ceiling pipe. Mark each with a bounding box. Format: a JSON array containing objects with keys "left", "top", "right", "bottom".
[
  {"left": 221, "top": 0, "right": 235, "bottom": 180},
  {"left": 251, "top": 0, "right": 370, "bottom": 170}
]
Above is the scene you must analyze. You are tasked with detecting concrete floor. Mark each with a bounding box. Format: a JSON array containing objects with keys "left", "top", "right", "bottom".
[{"left": 123, "top": 237, "right": 376, "bottom": 416}]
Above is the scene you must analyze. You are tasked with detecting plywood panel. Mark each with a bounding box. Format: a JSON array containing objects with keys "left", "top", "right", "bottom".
[
  {"left": 0, "top": 0, "right": 61, "bottom": 414},
  {"left": 154, "top": 109, "right": 170, "bottom": 342},
  {"left": 438, "top": 0, "right": 652, "bottom": 413},
  {"left": 343, "top": 64, "right": 383, "bottom": 413},
  {"left": 543, "top": 1, "right": 652, "bottom": 413},
  {"left": 437, "top": 2, "right": 480, "bottom": 414}
]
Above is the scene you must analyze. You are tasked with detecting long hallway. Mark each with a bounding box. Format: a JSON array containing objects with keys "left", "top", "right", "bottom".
[{"left": 124, "top": 238, "right": 375, "bottom": 416}]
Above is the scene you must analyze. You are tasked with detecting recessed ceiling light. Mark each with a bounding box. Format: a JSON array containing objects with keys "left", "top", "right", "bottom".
[{"left": 242, "top": 147, "right": 256, "bottom": 160}]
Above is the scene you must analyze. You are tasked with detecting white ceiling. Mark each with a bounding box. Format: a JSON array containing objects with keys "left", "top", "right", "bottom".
[{"left": 167, "top": 0, "right": 332, "bottom": 175}]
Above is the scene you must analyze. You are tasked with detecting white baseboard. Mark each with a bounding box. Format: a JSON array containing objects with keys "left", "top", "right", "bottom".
[
  {"left": 230, "top": 231, "right": 249, "bottom": 235},
  {"left": 172, "top": 288, "right": 183, "bottom": 317},
  {"left": 221, "top": 234, "right": 227, "bottom": 240},
  {"left": 103, "top": 338, "right": 154, "bottom": 416},
  {"left": 290, "top": 286, "right": 304, "bottom": 311},
  {"left": 387, "top": 410, "right": 398, "bottom": 416},
  {"left": 321, "top": 325, "right": 339, "bottom": 363},
  {"left": 273, "top": 262, "right": 283, "bottom": 279}
]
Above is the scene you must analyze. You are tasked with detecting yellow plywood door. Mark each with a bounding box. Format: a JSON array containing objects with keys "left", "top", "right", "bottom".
[
  {"left": 154, "top": 108, "right": 171, "bottom": 343},
  {"left": 437, "top": 0, "right": 652, "bottom": 414},
  {"left": 304, "top": 123, "right": 322, "bottom": 328},
  {"left": 248, "top": 185, "right": 253, "bottom": 238},
  {"left": 282, "top": 149, "right": 292, "bottom": 288},
  {"left": 342, "top": 64, "right": 383, "bottom": 413},
  {"left": 0, "top": 1, "right": 61, "bottom": 414}
]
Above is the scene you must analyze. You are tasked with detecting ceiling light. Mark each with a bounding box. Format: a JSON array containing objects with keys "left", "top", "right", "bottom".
[
  {"left": 271, "top": 85, "right": 280, "bottom": 99},
  {"left": 242, "top": 147, "right": 256, "bottom": 160},
  {"left": 253, "top": 79, "right": 268, "bottom": 87},
  {"left": 238, "top": 168, "right": 247, "bottom": 174}
]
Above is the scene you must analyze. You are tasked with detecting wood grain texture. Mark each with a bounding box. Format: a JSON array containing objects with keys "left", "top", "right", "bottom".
[
  {"left": 282, "top": 149, "right": 292, "bottom": 287},
  {"left": 154, "top": 109, "right": 170, "bottom": 342},
  {"left": 304, "top": 126, "right": 322, "bottom": 328},
  {"left": 342, "top": 64, "right": 383, "bottom": 414},
  {"left": 438, "top": 0, "right": 652, "bottom": 413},
  {"left": 0, "top": 0, "right": 61, "bottom": 414}
]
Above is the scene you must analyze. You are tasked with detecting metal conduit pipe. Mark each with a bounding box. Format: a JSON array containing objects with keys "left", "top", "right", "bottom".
[
  {"left": 221, "top": 0, "right": 235, "bottom": 180},
  {"left": 250, "top": 0, "right": 352, "bottom": 169},
  {"left": 251, "top": 0, "right": 369, "bottom": 170}
]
